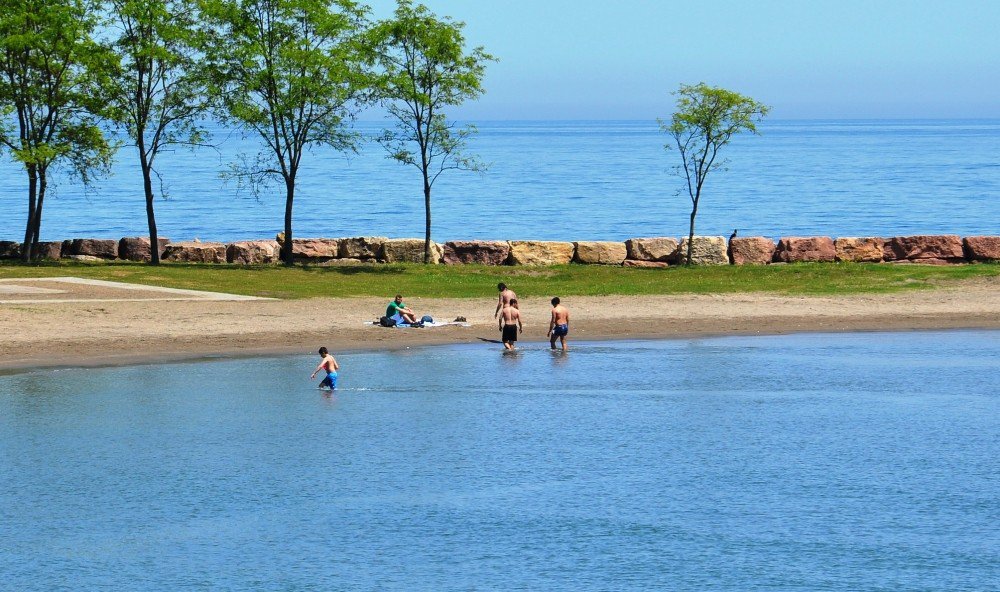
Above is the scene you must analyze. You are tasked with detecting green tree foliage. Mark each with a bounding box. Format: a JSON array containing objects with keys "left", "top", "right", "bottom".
[
  {"left": 661, "top": 83, "right": 770, "bottom": 265},
  {"left": 198, "top": 0, "right": 370, "bottom": 265},
  {"left": 0, "top": 0, "right": 117, "bottom": 261},
  {"left": 108, "top": 0, "right": 209, "bottom": 264},
  {"left": 371, "top": 0, "right": 495, "bottom": 263}
]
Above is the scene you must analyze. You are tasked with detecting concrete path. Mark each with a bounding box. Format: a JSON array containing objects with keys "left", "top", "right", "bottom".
[{"left": 0, "top": 277, "right": 273, "bottom": 304}]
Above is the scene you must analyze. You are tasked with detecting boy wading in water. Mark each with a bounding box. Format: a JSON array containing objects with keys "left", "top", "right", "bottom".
[
  {"left": 548, "top": 297, "right": 570, "bottom": 351},
  {"left": 310, "top": 347, "right": 340, "bottom": 390},
  {"left": 499, "top": 298, "right": 523, "bottom": 350},
  {"left": 494, "top": 283, "right": 517, "bottom": 319}
]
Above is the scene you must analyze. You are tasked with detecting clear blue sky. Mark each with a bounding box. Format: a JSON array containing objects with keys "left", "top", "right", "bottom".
[{"left": 367, "top": 0, "right": 1000, "bottom": 120}]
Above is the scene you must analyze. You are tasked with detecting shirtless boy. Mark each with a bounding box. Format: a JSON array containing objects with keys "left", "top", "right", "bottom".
[
  {"left": 494, "top": 283, "right": 518, "bottom": 319},
  {"left": 499, "top": 298, "right": 523, "bottom": 350},
  {"left": 310, "top": 347, "right": 340, "bottom": 390},
  {"left": 547, "top": 297, "right": 570, "bottom": 351}
]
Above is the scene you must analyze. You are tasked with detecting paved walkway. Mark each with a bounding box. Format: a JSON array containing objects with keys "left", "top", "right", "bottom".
[{"left": 0, "top": 277, "right": 272, "bottom": 304}]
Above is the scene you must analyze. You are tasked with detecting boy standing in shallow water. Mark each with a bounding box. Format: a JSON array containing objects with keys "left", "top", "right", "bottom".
[
  {"left": 310, "top": 347, "right": 339, "bottom": 390},
  {"left": 499, "top": 298, "right": 523, "bottom": 350},
  {"left": 548, "top": 297, "right": 570, "bottom": 351}
]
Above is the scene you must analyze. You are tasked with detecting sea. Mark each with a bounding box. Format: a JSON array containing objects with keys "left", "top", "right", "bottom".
[
  {"left": 1, "top": 330, "right": 998, "bottom": 590},
  {"left": 0, "top": 119, "right": 998, "bottom": 243}
]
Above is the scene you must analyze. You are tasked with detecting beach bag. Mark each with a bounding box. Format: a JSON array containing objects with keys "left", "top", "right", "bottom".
[
  {"left": 379, "top": 315, "right": 396, "bottom": 327},
  {"left": 421, "top": 315, "right": 433, "bottom": 324}
]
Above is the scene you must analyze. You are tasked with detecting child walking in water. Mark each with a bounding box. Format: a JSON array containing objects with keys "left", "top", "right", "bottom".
[{"left": 310, "top": 347, "right": 340, "bottom": 390}]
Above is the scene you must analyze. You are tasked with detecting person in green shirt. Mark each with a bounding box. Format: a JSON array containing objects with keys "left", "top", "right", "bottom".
[{"left": 386, "top": 294, "right": 418, "bottom": 324}]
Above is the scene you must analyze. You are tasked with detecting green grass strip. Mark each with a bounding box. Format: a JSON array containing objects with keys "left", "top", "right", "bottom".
[{"left": 1, "top": 260, "right": 997, "bottom": 299}]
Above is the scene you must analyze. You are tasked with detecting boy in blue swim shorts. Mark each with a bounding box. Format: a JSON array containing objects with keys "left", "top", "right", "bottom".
[
  {"left": 310, "top": 347, "right": 340, "bottom": 390},
  {"left": 547, "top": 296, "right": 570, "bottom": 351}
]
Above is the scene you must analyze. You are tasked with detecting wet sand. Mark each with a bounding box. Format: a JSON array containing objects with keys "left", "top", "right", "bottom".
[{"left": 2, "top": 276, "right": 998, "bottom": 372}]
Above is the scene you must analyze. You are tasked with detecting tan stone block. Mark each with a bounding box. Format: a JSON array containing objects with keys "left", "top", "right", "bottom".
[
  {"left": 677, "top": 236, "right": 728, "bottom": 265},
  {"left": 339, "top": 236, "right": 387, "bottom": 260},
  {"left": 162, "top": 241, "right": 227, "bottom": 263},
  {"left": 622, "top": 259, "right": 669, "bottom": 268},
  {"left": 625, "top": 237, "right": 679, "bottom": 262},
  {"left": 380, "top": 238, "right": 443, "bottom": 264},
  {"left": 227, "top": 240, "right": 281, "bottom": 264},
  {"left": 508, "top": 240, "right": 575, "bottom": 266},
  {"left": 573, "top": 241, "right": 627, "bottom": 265},
  {"left": 835, "top": 237, "right": 885, "bottom": 262}
]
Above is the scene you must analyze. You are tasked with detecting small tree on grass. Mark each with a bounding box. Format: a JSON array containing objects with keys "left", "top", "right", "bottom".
[
  {"left": 661, "top": 83, "right": 769, "bottom": 266},
  {"left": 198, "top": 0, "right": 370, "bottom": 265},
  {"left": 0, "top": 0, "right": 116, "bottom": 262},
  {"left": 371, "top": 0, "right": 495, "bottom": 263},
  {"left": 109, "top": 0, "right": 209, "bottom": 264}
]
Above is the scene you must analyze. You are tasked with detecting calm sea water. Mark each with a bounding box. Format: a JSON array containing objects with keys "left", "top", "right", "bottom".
[
  {"left": 0, "top": 120, "right": 998, "bottom": 243},
  {"left": 1, "top": 330, "right": 998, "bottom": 590}
]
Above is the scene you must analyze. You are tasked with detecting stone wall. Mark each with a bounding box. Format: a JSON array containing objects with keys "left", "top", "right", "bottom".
[{"left": 2, "top": 234, "right": 997, "bottom": 266}]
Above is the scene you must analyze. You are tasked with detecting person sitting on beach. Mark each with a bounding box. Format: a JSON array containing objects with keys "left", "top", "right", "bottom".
[
  {"left": 548, "top": 296, "right": 570, "bottom": 351},
  {"left": 499, "top": 298, "right": 523, "bottom": 350},
  {"left": 494, "top": 283, "right": 518, "bottom": 319},
  {"left": 386, "top": 294, "right": 418, "bottom": 325},
  {"left": 310, "top": 347, "right": 340, "bottom": 390}
]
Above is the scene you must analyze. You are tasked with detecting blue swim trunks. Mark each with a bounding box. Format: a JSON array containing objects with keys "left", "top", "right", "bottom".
[
  {"left": 320, "top": 371, "right": 338, "bottom": 390},
  {"left": 552, "top": 323, "right": 568, "bottom": 337}
]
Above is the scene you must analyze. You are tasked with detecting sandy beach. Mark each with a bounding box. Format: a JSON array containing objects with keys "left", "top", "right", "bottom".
[{"left": 2, "top": 276, "right": 998, "bottom": 372}]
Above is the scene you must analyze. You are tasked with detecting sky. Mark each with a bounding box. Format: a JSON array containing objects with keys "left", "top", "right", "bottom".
[{"left": 366, "top": 0, "right": 1000, "bottom": 120}]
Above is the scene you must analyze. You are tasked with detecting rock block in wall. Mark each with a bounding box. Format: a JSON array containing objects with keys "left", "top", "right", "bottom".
[
  {"left": 622, "top": 259, "right": 669, "bottom": 268},
  {"left": 835, "top": 237, "right": 884, "bottom": 262},
  {"left": 442, "top": 240, "right": 511, "bottom": 265},
  {"left": 573, "top": 241, "right": 627, "bottom": 265},
  {"left": 380, "top": 238, "right": 443, "bottom": 264},
  {"left": 0, "top": 241, "right": 21, "bottom": 259},
  {"left": 118, "top": 236, "right": 170, "bottom": 262},
  {"left": 291, "top": 238, "right": 340, "bottom": 260},
  {"left": 162, "top": 241, "right": 227, "bottom": 263},
  {"left": 885, "top": 235, "right": 964, "bottom": 263},
  {"left": 963, "top": 236, "right": 1000, "bottom": 261},
  {"left": 508, "top": 240, "right": 575, "bottom": 266},
  {"left": 677, "top": 236, "right": 728, "bottom": 265},
  {"left": 71, "top": 238, "right": 118, "bottom": 259},
  {"left": 33, "top": 241, "right": 66, "bottom": 260},
  {"left": 339, "top": 236, "right": 386, "bottom": 260},
  {"left": 227, "top": 240, "right": 281, "bottom": 264},
  {"left": 730, "top": 237, "right": 775, "bottom": 265},
  {"left": 625, "top": 237, "right": 678, "bottom": 262},
  {"left": 773, "top": 237, "right": 836, "bottom": 263}
]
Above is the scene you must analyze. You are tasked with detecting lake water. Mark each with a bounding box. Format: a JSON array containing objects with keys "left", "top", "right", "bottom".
[
  {"left": 1, "top": 120, "right": 998, "bottom": 243},
  {"left": 1, "top": 330, "right": 998, "bottom": 590}
]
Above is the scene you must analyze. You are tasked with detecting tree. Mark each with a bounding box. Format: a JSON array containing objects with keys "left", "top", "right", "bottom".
[
  {"left": 108, "top": 0, "right": 209, "bottom": 264},
  {"left": 661, "top": 83, "right": 770, "bottom": 265},
  {"left": 371, "top": 0, "right": 494, "bottom": 263},
  {"left": 0, "top": 0, "right": 117, "bottom": 261},
  {"left": 198, "top": 0, "right": 370, "bottom": 265}
]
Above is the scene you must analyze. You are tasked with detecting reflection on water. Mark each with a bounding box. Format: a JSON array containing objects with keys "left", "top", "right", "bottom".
[{"left": 1, "top": 330, "right": 998, "bottom": 591}]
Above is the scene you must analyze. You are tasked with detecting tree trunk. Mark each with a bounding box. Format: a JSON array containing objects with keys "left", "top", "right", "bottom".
[
  {"left": 686, "top": 201, "right": 698, "bottom": 266},
  {"left": 31, "top": 172, "right": 47, "bottom": 258},
  {"left": 422, "top": 172, "right": 432, "bottom": 264},
  {"left": 140, "top": 151, "right": 160, "bottom": 265},
  {"left": 282, "top": 177, "right": 295, "bottom": 266},
  {"left": 21, "top": 165, "right": 38, "bottom": 262}
]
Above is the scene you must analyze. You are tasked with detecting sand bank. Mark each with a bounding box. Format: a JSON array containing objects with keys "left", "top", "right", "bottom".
[{"left": 2, "top": 277, "right": 998, "bottom": 372}]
